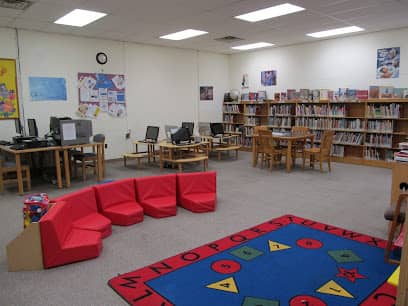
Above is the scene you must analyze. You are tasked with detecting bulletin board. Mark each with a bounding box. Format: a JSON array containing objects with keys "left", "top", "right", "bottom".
[
  {"left": 77, "top": 72, "right": 126, "bottom": 118},
  {"left": 0, "top": 58, "right": 20, "bottom": 119}
]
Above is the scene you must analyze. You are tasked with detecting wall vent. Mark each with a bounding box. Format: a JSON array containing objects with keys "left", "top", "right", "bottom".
[
  {"left": 214, "top": 36, "right": 244, "bottom": 43},
  {"left": 0, "top": 0, "right": 33, "bottom": 10}
]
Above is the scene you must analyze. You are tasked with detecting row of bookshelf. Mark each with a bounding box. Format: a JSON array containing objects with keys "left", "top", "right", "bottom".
[{"left": 366, "top": 104, "right": 400, "bottom": 118}]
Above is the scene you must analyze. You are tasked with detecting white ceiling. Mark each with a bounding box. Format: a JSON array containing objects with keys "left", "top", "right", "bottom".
[{"left": 1, "top": 0, "right": 408, "bottom": 54}]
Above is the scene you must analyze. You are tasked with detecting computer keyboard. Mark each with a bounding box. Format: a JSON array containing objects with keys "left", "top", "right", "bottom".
[{"left": 0, "top": 140, "right": 11, "bottom": 145}]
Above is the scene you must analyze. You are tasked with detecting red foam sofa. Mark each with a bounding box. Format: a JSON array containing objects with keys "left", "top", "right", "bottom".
[
  {"left": 176, "top": 171, "right": 216, "bottom": 212},
  {"left": 39, "top": 201, "right": 103, "bottom": 269},
  {"left": 93, "top": 178, "right": 144, "bottom": 226},
  {"left": 135, "top": 174, "right": 177, "bottom": 218},
  {"left": 53, "top": 187, "right": 112, "bottom": 238}
]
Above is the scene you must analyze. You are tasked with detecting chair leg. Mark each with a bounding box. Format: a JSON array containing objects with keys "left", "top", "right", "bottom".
[
  {"left": 328, "top": 157, "right": 331, "bottom": 172},
  {"left": 302, "top": 152, "right": 305, "bottom": 171},
  {"left": 319, "top": 158, "right": 323, "bottom": 173},
  {"left": 82, "top": 162, "right": 86, "bottom": 181}
]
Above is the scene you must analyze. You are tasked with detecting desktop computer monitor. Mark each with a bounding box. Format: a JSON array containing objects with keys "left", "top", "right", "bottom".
[
  {"left": 145, "top": 126, "right": 159, "bottom": 142},
  {"left": 171, "top": 127, "right": 191, "bottom": 145},
  {"left": 165, "top": 125, "right": 179, "bottom": 141},
  {"left": 15, "top": 119, "right": 23, "bottom": 135},
  {"left": 210, "top": 123, "right": 224, "bottom": 136},
  {"left": 181, "top": 122, "right": 194, "bottom": 137},
  {"left": 27, "top": 119, "right": 38, "bottom": 137},
  {"left": 59, "top": 119, "right": 93, "bottom": 146}
]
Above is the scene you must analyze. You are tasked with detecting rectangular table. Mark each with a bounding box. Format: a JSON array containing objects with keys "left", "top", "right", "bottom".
[
  {"left": 0, "top": 142, "right": 104, "bottom": 195},
  {"left": 252, "top": 132, "right": 314, "bottom": 172}
]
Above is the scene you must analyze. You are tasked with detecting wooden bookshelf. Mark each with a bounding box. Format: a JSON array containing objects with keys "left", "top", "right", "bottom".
[{"left": 222, "top": 99, "right": 408, "bottom": 167}]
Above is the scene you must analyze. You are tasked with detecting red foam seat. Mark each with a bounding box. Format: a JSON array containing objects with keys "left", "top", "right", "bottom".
[
  {"left": 93, "top": 178, "right": 144, "bottom": 226},
  {"left": 176, "top": 171, "right": 216, "bottom": 213},
  {"left": 39, "top": 201, "right": 102, "bottom": 269},
  {"left": 54, "top": 187, "right": 112, "bottom": 238},
  {"left": 135, "top": 174, "right": 177, "bottom": 218}
]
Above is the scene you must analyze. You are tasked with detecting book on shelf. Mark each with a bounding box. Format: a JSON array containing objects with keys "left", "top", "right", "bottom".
[
  {"left": 287, "top": 89, "right": 296, "bottom": 100},
  {"left": 249, "top": 92, "right": 258, "bottom": 101},
  {"left": 274, "top": 93, "right": 280, "bottom": 102},
  {"left": 257, "top": 91, "right": 266, "bottom": 102},
  {"left": 241, "top": 93, "right": 249, "bottom": 101},
  {"left": 338, "top": 88, "right": 348, "bottom": 101},
  {"left": 346, "top": 89, "right": 357, "bottom": 102},
  {"left": 393, "top": 88, "right": 407, "bottom": 98},
  {"left": 404, "top": 89, "right": 408, "bottom": 99},
  {"left": 299, "top": 89, "right": 309, "bottom": 101},
  {"left": 312, "top": 89, "right": 320, "bottom": 102},
  {"left": 399, "top": 142, "right": 408, "bottom": 150},
  {"left": 369, "top": 86, "right": 380, "bottom": 99},
  {"left": 280, "top": 92, "right": 287, "bottom": 102},
  {"left": 319, "top": 89, "right": 329, "bottom": 101},
  {"left": 328, "top": 90, "right": 334, "bottom": 101},
  {"left": 379, "top": 86, "right": 394, "bottom": 99},
  {"left": 356, "top": 90, "right": 369, "bottom": 100}
]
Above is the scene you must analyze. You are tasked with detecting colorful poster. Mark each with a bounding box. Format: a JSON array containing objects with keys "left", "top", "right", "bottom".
[
  {"left": 261, "top": 70, "right": 277, "bottom": 86},
  {"left": 200, "top": 86, "right": 213, "bottom": 101},
  {"left": 377, "top": 47, "right": 400, "bottom": 79},
  {"left": 0, "top": 58, "right": 19, "bottom": 119},
  {"left": 29, "top": 77, "right": 67, "bottom": 101},
  {"left": 77, "top": 72, "right": 126, "bottom": 118}
]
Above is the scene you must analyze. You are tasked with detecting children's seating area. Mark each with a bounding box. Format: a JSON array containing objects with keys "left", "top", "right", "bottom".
[{"left": 7, "top": 171, "right": 217, "bottom": 270}]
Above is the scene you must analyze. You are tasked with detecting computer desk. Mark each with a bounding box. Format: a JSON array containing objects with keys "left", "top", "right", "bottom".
[{"left": 0, "top": 142, "right": 104, "bottom": 195}]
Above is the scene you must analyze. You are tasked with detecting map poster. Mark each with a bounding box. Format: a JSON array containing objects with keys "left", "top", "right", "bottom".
[
  {"left": 0, "top": 58, "right": 20, "bottom": 119},
  {"left": 77, "top": 72, "right": 126, "bottom": 118}
]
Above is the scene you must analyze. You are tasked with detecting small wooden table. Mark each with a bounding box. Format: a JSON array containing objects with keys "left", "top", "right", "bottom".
[
  {"left": 159, "top": 140, "right": 209, "bottom": 172},
  {"left": 202, "top": 133, "right": 241, "bottom": 160},
  {"left": 252, "top": 132, "right": 314, "bottom": 172}
]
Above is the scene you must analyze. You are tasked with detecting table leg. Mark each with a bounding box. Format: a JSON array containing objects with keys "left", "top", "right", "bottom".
[
  {"left": 286, "top": 140, "right": 292, "bottom": 172},
  {"left": 63, "top": 149, "right": 71, "bottom": 187},
  {"left": 252, "top": 137, "right": 257, "bottom": 167},
  {"left": 159, "top": 147, "right": 164, "bottom": 171},
  {"left": 54, "top": 150, "right": 63, "bottom": 188},
  {"left": 15, "top": 154, "right": 23, "bottom": 195},
  {"left": 97, "top": 144, "right": 103, "bottom": 181}
]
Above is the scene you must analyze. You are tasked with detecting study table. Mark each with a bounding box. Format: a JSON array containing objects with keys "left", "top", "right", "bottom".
[
  {"left": 0, "top": 142, "right": 104, "bottom": 195},
  {"left": 252, "top": 132, "right": 315, "bottom": 172},
  {"left": 201, "top": 133, "right": 241, "bottom": 160},
  {"left": 158, "top": 140, "right": 209, "bottom": 172}
]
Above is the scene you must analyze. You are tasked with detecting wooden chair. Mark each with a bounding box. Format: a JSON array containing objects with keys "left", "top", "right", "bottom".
[
  {"left": 291, "top": 126, "right": 310, "bottom": 165},
  {"left": 385, "top": 192, "right": 408, "bottom": 264},
  {"left": 0, "top": 157, "right": 31, "bottom": 192},
  {"left": 72, "top": 134, "right": 105, "bottom": 181},
  {"left": 253, "top": 126, "right": 271, "bottom": 167},
  {"left": 302, "top": 130, "right": 334, "bottom": 172},
  {"left": 258, "top": 130, "right": 284, "bottom": 171}
]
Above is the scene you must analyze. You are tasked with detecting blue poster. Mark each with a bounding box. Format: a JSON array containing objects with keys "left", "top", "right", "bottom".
[{"left": 29, "top": 77, "right": 67, "bottom": 101}]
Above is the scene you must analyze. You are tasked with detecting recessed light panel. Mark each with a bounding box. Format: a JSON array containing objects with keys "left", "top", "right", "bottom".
[
  {"left": 54, "top": 9, "right": 107, "bottom": 27},
  {"left": 306, "top": 26, "right": 364, "bottom": 38},
  {"left": 160, "top": 29, "right": 208, "bottom": 40},
  {"left": 235, "top": 3, "right": 305, "bottom": 22},
  {"left": 231, "top": 42, "right": 274, "bottom": 51}
]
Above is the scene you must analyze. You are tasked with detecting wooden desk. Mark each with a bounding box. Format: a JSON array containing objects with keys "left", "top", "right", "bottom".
[
  {"left": 0, "top": 142, "right": 104, "bottom": 194},
  {"left": 159, "top": 141, "right": 209, "bottom": 172},
  {"left": 0, "top": 145, "right": 62, "bottom": 195},
  {"left": 252, "top": 133, "right": 314, "bottom": 172}
]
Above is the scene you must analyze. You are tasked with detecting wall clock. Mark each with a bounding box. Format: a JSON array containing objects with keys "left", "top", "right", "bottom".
[{"left": 96, "top": 52, "right": 108, "bottom": 65}]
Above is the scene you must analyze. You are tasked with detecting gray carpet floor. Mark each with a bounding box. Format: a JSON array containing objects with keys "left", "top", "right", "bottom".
[{"left": 0, "top": 152, "right": 392, "bottom": 305}]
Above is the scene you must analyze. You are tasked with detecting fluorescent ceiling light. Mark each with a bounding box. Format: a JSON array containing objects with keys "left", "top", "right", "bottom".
[
  {"left": 232, "top": 42, "right": 274, "bottom": 51},
  {"left": 307, "top": 26, "right": 364, "bottom": 38},
  {"left": 160, "top": 29, "right": 208, "bottom": 40},
  {"left": 235, "top": 3, "right": 305, "bottom": 22},
  {"left": 54, "top": 9, "right": 107, "bottom": 27}
]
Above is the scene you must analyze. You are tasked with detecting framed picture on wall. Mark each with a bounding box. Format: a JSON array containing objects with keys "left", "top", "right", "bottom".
[
  {"left": 0, "top": 58, "right": 20, "bottom": 119},
  {"left": 376, "top": 47, "right": 400, "bottom": 79},
  {"left": 200, "top": 86, "right": 213, "bottom": 101},
  {"left": 261, "top": 70, "right": 277, "bottom": 86}
]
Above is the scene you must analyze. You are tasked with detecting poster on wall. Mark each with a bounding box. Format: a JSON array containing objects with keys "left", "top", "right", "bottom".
[
  {"left": 0, "top": 58, "right": 19, "bottom": 119},
  {"left": 29, "top": 77, "right": 67, "bottom": 101},
  {"left": 241, "top": 73, "right": 249, "bottom": 89},
  {"left": 200, "top": 86, "right": 213, "bottom": 101},
  {"left": 376, "top": 47, "right": 400, "bottom": 79},
  {"left": 261, "top": 70, "right": 277, "bottom": 86},
  {"left": 78, "top": 72, "right": 126, "bottom": 118}
]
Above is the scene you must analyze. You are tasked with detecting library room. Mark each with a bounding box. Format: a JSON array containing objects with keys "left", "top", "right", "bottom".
[{"left": 1, "top": 1, "right": 408, "bottom": 305}]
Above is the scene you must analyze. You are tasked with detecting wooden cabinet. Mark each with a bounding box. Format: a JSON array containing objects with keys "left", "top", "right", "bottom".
[{"left": 222, "top": 99, "right": 408, "bottom": 167}]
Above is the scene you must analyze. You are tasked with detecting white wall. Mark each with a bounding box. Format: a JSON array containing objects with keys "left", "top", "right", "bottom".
[
  {"left": 0, "top": 29, "right": 229, "bottom": 158},
  {"left": 229, "top": 27, "right": 408, "bottom": 96}
]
